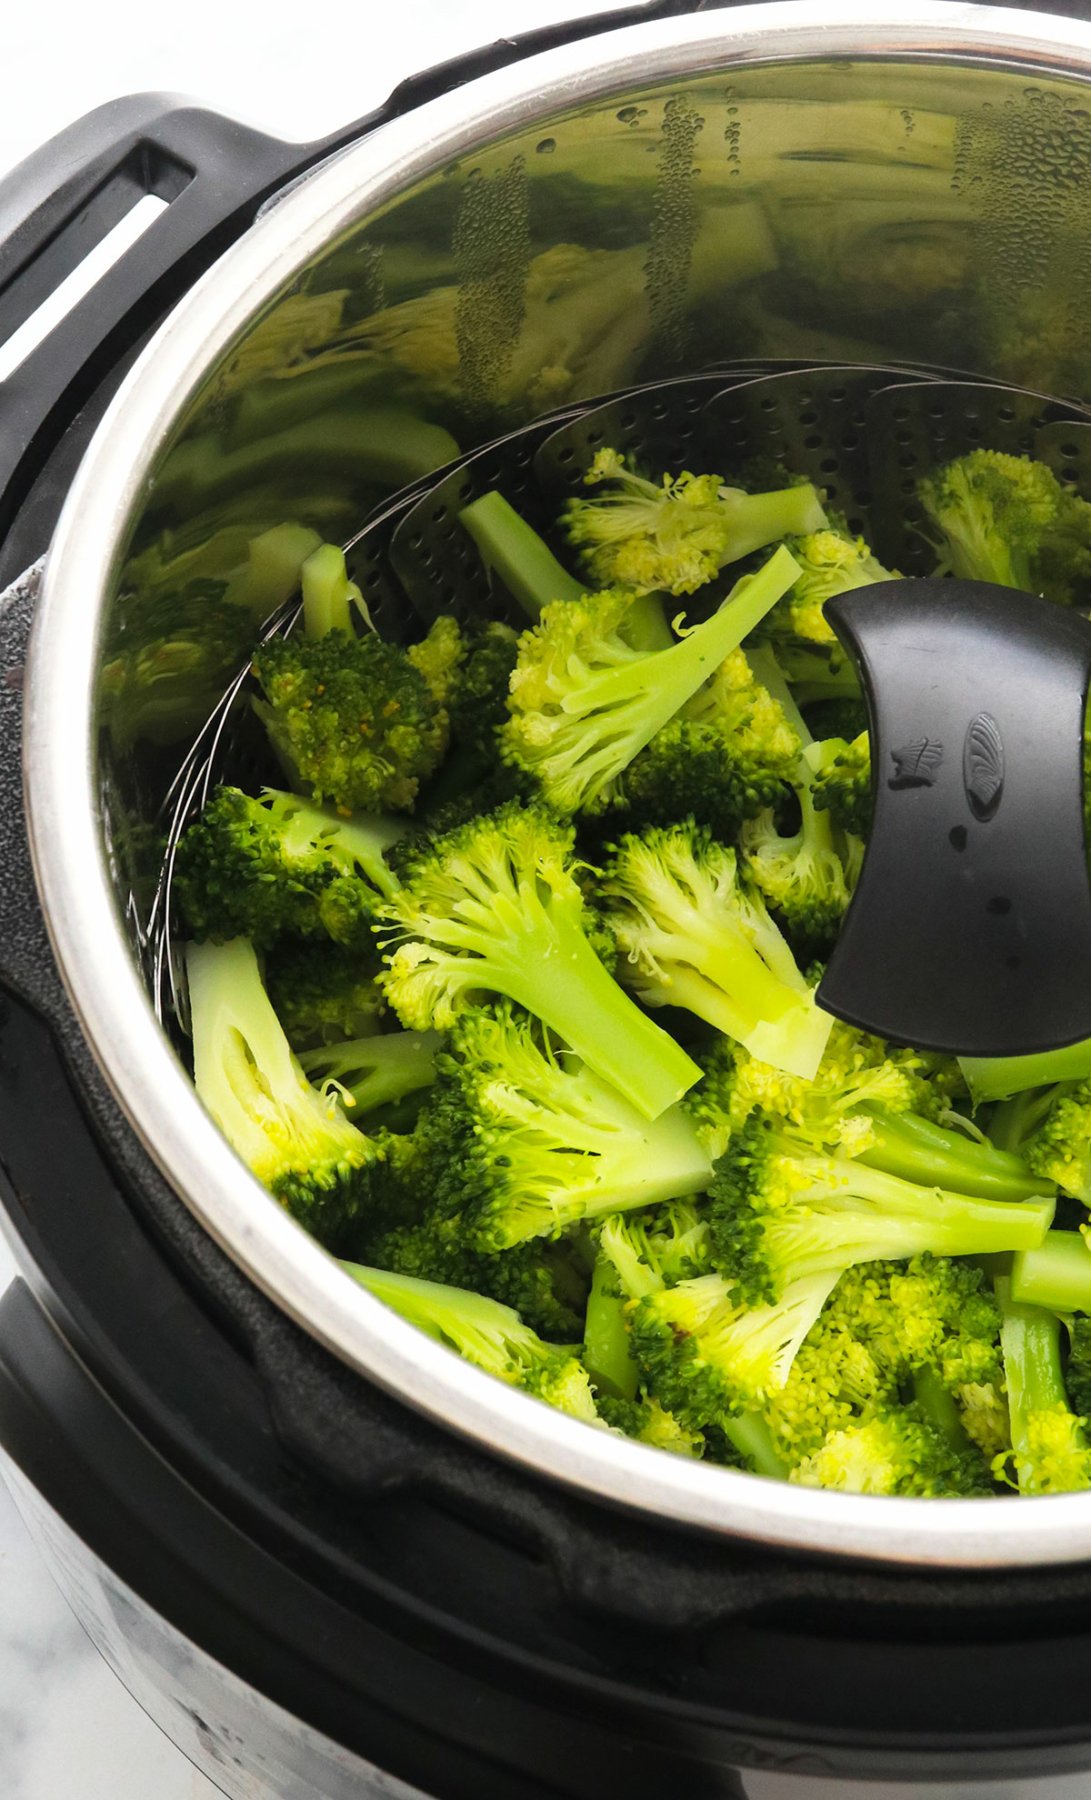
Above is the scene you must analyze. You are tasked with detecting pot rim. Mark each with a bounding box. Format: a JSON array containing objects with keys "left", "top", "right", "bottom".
[{"left": 25, "top": 0, "right": 1091, "bottom": 1566}]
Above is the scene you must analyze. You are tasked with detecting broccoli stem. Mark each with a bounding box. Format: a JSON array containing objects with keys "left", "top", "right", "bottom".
[
  {"left": 620, "top": 589, "right": 674, "bottom": 652},
  {"left": 789, "top": 1154, "right": 1054, "bottom": 1260},
  {"left": 912, "top": 1366, "right": 970, "bottom": 1450},
  {"left": 722, "top": 1411, "right": 788, "bottom": 1478},
  {"left": 857, "top": 1109, "right": 1053, "bottom": 1202},
  {"left": 961, "top": 1038, "right": 1091, "bottom": 1103},
  {"left": 459, "top": 492, "right": 584, "bottom": 620},
  {"left": 300, "top": 1030, "right": 440, "bottom": 1116},
  {"left": 1011, "top": 1231, "right": 1091, "bottom": 1313},
  {"left": 584, "top": 1255, "right": 639, "bottom": 1400},
  {"left": 988, "top": 1086, "right": 1059, "bottom": 1153},
  {"left": 996, "top": 1276, "right": 1070, "bottom": 1485},
  {"left": 301, "top": 543, "right": 362, "bottom": 639},
  {"left": 727, "top": 485, "right": 829, "bottom": 560}
]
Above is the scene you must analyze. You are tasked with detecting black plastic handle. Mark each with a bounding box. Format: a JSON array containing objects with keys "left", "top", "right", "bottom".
[{"left": 819, "top": 580, "right": 1091, "bottom": 1056}]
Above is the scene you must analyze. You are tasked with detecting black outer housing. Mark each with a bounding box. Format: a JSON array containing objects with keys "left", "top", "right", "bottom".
[{"left": 5, "top": 2, "right": 1091, "bottom": 1790}]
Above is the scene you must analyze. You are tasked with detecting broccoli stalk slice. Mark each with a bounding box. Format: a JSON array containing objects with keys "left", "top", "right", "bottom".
[
  {"left": 503, "top": 547, "right": 801, "bottom": 815},
  {"left": 459, "top": 491, "right": 585, "bottom": 620},
  {"left": 961, "top": 1037, "right": 1091, "bottom": 1103},
  {"left": 382, "top": 805, "right": 701, "bottom": 1118},
  {"left": 343, "top": 1261, "right": 600, "bottom": 1423},
  {"left": 300, "top": 1030, "right": 441, "bottom": 1116},
  {"left": 857, "top": 1109, "right": 1053, "bottom": 1203},
  {"left": 722, "top": 1411, "right": 790, "bottom": 1478},
  {"left": 912, "top": 1365, "right": 972, "bottom": 1450},
  {"left": 584, "top": 1254, "right": 639, "bottom": 1401},
  {"left": 995, "top": 1276, "right": 1091, "bottom": 1494},
  {"left": 301, "top": 542, "right": 366, "bottom": 639},
  {"left": 187, "top": 937, "right": 376, "bottom": 1235},
  {"left": 1011, "top": 1230, "right": 1091, "bottom": 1312}
]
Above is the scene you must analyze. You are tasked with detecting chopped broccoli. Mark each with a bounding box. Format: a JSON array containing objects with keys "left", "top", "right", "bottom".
[
  {"left": 616, "top": 647, "right": 802, "bottom": 838},
  {"left": 918, "top": 449, "right": 1091, "bottom": 604},
  {"left": 187, "top": 937, "right": 386, "bottom": 1247},
  {"left": 773, "top": 641, "right": 863, "bottom": 707},
  {"left": 790, "top": 1407, "right": 993, "bottom": 1496},
  {"left": 344, "top": 1263, "right": 601, "bottom": 1424},
  {"left": 597, "top": 1200, "right": 712, "bottom": 1302},
  {"left": 631, "top": 1268, "right": 841, "bottom": 1417},
  {"left": 378, "top": 802, "right": 701, "bottom": 1119},
  {"left": 960, "top": 1035, "right": 1091, "bottom": 1105},
  {"left": 602, "top": 823, "right": 833, "bottom": 1080},
  {"left": 583, "top": 1253, "right": 639, "bottom": 1401},
  {"left": 760, "top": 525, "right": 899, "bottom": 649},
  {"left": 710, "top": 1116, "right": 1054, "bottom": 1306},
  {"left": 1065, "top": 1316, "right": 1091, "bottom": 1418},
  {"left": 560, "top": 447, "right": 827, "bottom": 596},
  {"left": 445, "top": 620, "right": 519, "bottom": 759},
  {"left": 459, "top": 490, "right": 585, "bottom": 621},
  {"left": 174, "top": 786, "right": 402, "bottom": 950},
  {"left": 265, "top": 939, "right": 387, "bottom": 1048},
  {"left": 415, "top": 1006, "right": 712, "bottom": 1249},
  {"left": 994, "top": 1278, "right": 1091, "bottom": 1494},
  {"left": 301, "top": 1029, "right": 441, "bottom": 1119},
  {"left": 363, "top": 1211, "right": 588, "bottom": 1341},
  {"left": 501, "top": 548, "right": 801, "bottom": 815},
  {"left": 596, "top": 1393, "right": 705, "bottom": 1457},
  {"left": 300, "top": 540, "right": 368, "bottom": 639},
  {"left": 1014, "top": 1080, "right": 1091, "bottom": 1202},
  {"left": 252, "top": 610, "right": 455, "bottom": 814},
  {"left": 739, "top": 774, "right": 853, "bottom": 961},
  {"left": 807, "top": 732, "right": 872, "bottom": 839}
]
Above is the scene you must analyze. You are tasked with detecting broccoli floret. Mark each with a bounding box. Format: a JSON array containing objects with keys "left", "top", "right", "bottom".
[
  {"left": 597, "top": 1200, "right": 712, "bottom": 1302},
  {"left": 301, "top": 1028, "right": 441, "bottom": 1119},
  {"left": 1066, "top": 1316, "right": 1091, "bottom": 1419},
  {"left": 1017, "top": 1080, "right": 1091, "bottom": 1201},
  {"left": 803, "top": 696, "right": 869, "bottom": 742},
  {"left": 501, "top": 549, "right": 801, "bottom": 815},
  {"left": 343, "top": 1263, "right": 601, "bottom": 1424},
  {"left": 739, "top": 778, "right": 853, "bottom": 961},
  {"left": 377, "top": 802, "right": 700, "bottom": 1120},
  {"left": 187, "top": 937, "right": 387, "bottom": 1247},
  {"left": 596, "top": 1393, "right": 705, "bottom": 1457},
  {"left": 445, "top": 620, "right": 519, "bottom": 759},
  {"left": 790, "top": 1407, "right": 994, "bottom": 1496},
  {"left": 994, "top": 1278, "right": 1091, "bottom": 1494},
  {"left": 616, "top": 647, "right": 802, "bottom": 838},
  {"left": 919, "top": 449, "right": 1091, "bottom": 604},
  {"left": 265, "top": 939, "right": 387, "bottom": 1048},
  {"left": 252, "top": 616, "right": 453, "bottom": 815},
  {"left": 774, "top": 641, "right": 863, "bottom": 707},
  {"left": 631, "top": 1268, "right": 840, "bottom": 1418},
  {"left": 602, "top": 823, "right": 833, "bottom": 1080},
  {"left": 416, "top": 1006, "right": 712, "bottom": 1249},
  {"left": 760, "top": 526, "right": 899, "bottom": 650},
  {"left": 363, "top": 1211, "right": 587, "bottom": 1341},
  {"left": 807, "top": 732, "right": 872, "bottom": 839},
  {"left": 560, "top": 447, "right": 827, "bottom": 596},
  {"left": 174, "top": 786, "right": 402, "bottom": 950},
  {"left": 710, "top": 1117, "right": 1054, "bottom": 1307}
]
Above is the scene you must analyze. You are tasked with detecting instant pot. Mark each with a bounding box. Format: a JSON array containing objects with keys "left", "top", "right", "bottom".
[{"left": 9, "top": 2, "right": 1091, "bottom": 1791}]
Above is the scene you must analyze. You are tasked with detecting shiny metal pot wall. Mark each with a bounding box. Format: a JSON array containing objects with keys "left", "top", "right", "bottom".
[{"left": 24, "top": 1, "right": 1091, "bottom": 1566}]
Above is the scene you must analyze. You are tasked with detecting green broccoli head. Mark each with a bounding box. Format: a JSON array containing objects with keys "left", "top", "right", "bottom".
[
  {"left": 790, "top": 1407, "right": 994, "bottom": 1496},
  {"left": 602, "top": 822, "right": 832, "bottom": 1080},
  {"left": 378, "top": 801, "right": 700, "bottom": 1120},
  {"left": 252, "top": 622, "right": 451, "bottom": 815},
  {"left": 344, "top": 1263, "right": 602, "bottom": 1425},
  {"left": 362, "top": 1210, "right": 589, "bottom": 1341},
  {"left": 500, "top": 549, "right": 801, "bottom": 815},
  {"left": 918, "top": 449, "right": 1091, "bottom": 604},
  {"left": 560, "top": 447, "right": 827, "bottom": 596},
  {"left": 417, "top": 1005, "right": 712, "bottom": 1249},
  {"left": 808, "top": 732, "right": 872, "bottom": 839},
  {"left": 616, "top": 647, "right": 801, "bottom": 837},
  {"left": 710, "top": 1117, "right": 1054, "bottom": 1307},
  {"left": 445, "top": 620, "right": 519, "bottom": 758},
  {"left": 996, "top": 1281, "right": 1091, "bottom": 1495},
  {"left": 265, "top": 938, "right": 387, "bottom": 1048},
  {"left": 596, "top": 1393, "right": 705, "bottom": 1457},
  {"left": 174, "top": 786, "right": 402, "bottom": 951},
  {"left": 761, "top": 526, "right": 898, "bottom": 649},
  {"left": 1021, "top": 1081, "right": 1091, "bottom": 1201},
  {"left": 738, "top": 790, "right": 854, "bottom": 960},
  {"left": 597, "top": 1200, "right": 712, "bottom": 1302},
  {"left": 630, "top": 1268, "right": 839, "bottom": 1424}
]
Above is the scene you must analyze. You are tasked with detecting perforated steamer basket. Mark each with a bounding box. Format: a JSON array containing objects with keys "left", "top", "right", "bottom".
[{"left": 25, "top": 0, "right": 1091, "bottom": 1568}]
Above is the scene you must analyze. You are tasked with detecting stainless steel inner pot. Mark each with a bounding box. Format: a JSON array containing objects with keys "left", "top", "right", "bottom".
[{"left": 25, "top": 0, "right": 1091, "bottom": 1567}]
